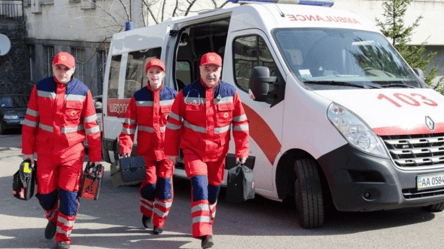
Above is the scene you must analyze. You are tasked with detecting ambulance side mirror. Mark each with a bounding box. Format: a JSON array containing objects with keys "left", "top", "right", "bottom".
[{"left": 249, "top": 66, "right": 276, "bottom": 102}]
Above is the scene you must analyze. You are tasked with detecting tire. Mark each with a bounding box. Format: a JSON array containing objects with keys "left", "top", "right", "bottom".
[
  {"left": 422, "top": 202, "right": 444, "bottom": 212},
  {"left": 294, "top": 158, "right": 324, "bottom": 228}
]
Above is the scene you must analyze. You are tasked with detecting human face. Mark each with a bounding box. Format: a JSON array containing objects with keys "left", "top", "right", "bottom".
[
  {"left": 200, "top": 64, "right": 221, "bottom": 88},
  {"left": 146, "top": 66, "right": 165, "bottom": 91},
  {"left": 53, "top": 64, "right": 75, "bottom": 84}
]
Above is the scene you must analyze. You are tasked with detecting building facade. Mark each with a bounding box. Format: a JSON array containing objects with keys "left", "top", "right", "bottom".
[{"left": 22, "top": 0, "right": 444, "bottom": 96}]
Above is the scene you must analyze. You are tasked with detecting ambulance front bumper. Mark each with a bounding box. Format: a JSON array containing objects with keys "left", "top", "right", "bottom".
[{"left": 318, "top": 144, "right": 444, "bottom": 212}]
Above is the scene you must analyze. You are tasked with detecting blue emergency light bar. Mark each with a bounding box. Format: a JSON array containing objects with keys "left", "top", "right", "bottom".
[{"left": 227, "top": 0, "right": 334, "bottom": 7}]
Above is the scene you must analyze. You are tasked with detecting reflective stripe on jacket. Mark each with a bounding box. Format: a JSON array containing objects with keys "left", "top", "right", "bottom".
[
  {"left": 165, "top": 80, "right": 249, "bottom": 161},
  {"left": 119, "top": 84, "right": 177, "bottom": 160},
  {"left": 21, "top": 77, "right": 102, "bottom": 162}
]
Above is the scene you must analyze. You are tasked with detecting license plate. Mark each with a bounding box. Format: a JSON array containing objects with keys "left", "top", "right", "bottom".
[{"left": 417, "top": 172, "right": 444, "bottom": 190}]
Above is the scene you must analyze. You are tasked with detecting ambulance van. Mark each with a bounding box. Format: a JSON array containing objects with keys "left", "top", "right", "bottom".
[{"left": 101, "top": 0, "right": 444, "bottom": 228}]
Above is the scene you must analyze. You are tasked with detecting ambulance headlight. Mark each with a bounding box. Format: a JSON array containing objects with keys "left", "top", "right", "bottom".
[{"left": 327, "top": 103, "right": 388, "bottom": 158}]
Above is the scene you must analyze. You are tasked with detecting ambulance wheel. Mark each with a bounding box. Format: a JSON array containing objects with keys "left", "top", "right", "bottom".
[
  {"left": 422, "top": 202, "right": 444, "bottom": 212},
  {"left": 293, "top": 158, "right": 324, "bottom": 228}
]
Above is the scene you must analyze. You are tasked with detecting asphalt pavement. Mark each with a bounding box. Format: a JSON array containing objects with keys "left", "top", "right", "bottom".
[{"left": 2, "top": 132, "right": 444, "bottom": 249}]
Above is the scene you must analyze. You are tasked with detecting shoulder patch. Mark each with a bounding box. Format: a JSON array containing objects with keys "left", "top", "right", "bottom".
[{"left": 219, "top": 81, "right": 236, "bottom": 97}]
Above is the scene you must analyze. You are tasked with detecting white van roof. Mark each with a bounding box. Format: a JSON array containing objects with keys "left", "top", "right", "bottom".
[{"left": 110, "top": 2, "right": 379, "bottom": 55}]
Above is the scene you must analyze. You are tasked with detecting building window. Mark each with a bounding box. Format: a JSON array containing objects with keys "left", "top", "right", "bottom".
[
  {"left": 44, "top": 46, "right": 54, "bottom": 78},
  {"left": 72, "top": 47, "right": 86, "bottom": 82},
  {"left": 28, "top": 45, "right": 35, "bottom": 82}
]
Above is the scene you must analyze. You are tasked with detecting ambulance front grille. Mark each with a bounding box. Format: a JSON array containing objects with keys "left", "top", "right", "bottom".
[{"left": 381, "top": 133, "right": 444, "bottom": 169}]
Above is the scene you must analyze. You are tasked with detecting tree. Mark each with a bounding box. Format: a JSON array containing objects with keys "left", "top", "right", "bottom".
[{"left": 375, "top": 0, "right": 441, "bottom": 93}]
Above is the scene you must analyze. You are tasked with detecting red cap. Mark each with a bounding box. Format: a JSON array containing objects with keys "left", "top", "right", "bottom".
[
  {"left": 53, "top": 52, "right": 75, "bottom": 69},
  {"left": 200, "top": 52, "right": 222, "bottom": 67},
  {"left": 145, "top": 58, "right": 165, "bottom": 72}
]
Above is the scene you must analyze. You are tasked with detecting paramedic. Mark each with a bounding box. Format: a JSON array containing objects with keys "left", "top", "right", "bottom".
[
  {"left": 165, "top": 52, "right": 249, "bottom": 248},
  {"left": 119, "top": 58, "right": 176, "bottom": 235},
  {"left": 21, "top": 51, "right": 102, "bottom": 249}
]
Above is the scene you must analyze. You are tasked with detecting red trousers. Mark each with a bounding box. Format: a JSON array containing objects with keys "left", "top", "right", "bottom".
[
  {"left": 36, "top": 143, "right": 84, "bottom": 244},
  {"left": 139, "top": 157, "right": 174, "bottom": 228},
  {"left": 184, "top": 153, "right": 225, "bottom": 238}
]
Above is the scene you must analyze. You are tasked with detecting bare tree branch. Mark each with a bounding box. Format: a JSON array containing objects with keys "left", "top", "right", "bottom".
[
  {"left": 185, "top": 0, "right": 198, "bottom": 16},
  {"left": 90, "top": 1, "right": 123, "bottom": 28},
  {"left": 172, "top": 0, "right": 179, "bottom": 17},
  {"left": 218, "top": 1, "right": 229, "bottom": 9},
  {"left": 161, "top": 0, "right": 166, "bottom": 22},
  {"left": 117, "top": 0, "right": 131, "bottom": 21},
  {"left": 141, "top": 0, "right": 159, "bottom": 24}
]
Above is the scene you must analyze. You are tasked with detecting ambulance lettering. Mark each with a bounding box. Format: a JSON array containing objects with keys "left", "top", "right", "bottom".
[
  {"left": 287, "top": 14, "right": 361, "bottom": 24},
  {"left": 377, "top": 93, "right": 438, "bottom": 107},
  {"left": 107, "top": 98, "right": 131, "bottom": 118}
]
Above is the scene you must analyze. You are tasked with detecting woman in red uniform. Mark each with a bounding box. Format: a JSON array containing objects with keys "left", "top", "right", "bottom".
[{"left": 119, "top": 58, "right": 176, "bottom": 234}]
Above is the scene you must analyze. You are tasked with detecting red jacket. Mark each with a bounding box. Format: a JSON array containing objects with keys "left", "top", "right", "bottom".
[
  {"left": 22, "top": 77, "right": 102, "bottom": 162},
  {"left": 119, "top": 84, "right": 177, "bottom": 161},
  {"left": 165, "top": 80, "right": 249, "bottom": 162}
]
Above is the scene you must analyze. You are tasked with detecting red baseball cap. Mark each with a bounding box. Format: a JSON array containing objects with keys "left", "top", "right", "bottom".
[
  {"left": 53, "top": 52, "right": 75, "bottom": 69},
  {"left": 200, "top": 52, "right": 222, "bottom": 67},
  {"left": 145, "top": 58, "right": 165, "bottom": 72}
]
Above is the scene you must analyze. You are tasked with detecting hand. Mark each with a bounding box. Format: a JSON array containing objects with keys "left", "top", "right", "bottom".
[
  {"left": 23, "top": 154, "right": 34, "bottom": 165},
  {"left": 236, "top": 157, "right": 247, "bottom": 164},
  {"left": 167, "top": 156, "right": 178, "bottom": 164},
  {"left": 90, "top": 161, "right": 101, "bottom": 165},
  {"left": 120, "top": 153, "right": 130, "bottom": 158}
]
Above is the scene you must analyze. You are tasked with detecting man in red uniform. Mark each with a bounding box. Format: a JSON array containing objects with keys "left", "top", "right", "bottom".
[
  {"left": 165, "top": 52, "right": 249, "bottom": 248},
  {"left": 22, "top": 52, "right": 101, "bottom": 249},
  {"left": 119, "top": 58, "right": 176, "bottom": 234}
]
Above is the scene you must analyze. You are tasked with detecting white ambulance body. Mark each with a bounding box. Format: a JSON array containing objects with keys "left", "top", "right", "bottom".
[{"left": 101, "top": 0, "right": 444, "bottom": 228}]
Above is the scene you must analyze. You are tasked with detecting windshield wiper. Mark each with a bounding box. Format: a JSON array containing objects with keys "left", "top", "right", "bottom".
[
  {"left": 381, "top": 82, "right": 416, "bottom": 88},
  {"left": 304, "top": 81, "right": 381, "bottom": 89}
]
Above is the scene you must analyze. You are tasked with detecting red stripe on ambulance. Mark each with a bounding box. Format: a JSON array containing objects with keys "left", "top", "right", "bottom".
[{"left": 242, "top": 104, "right": 281, "bottom": 165}]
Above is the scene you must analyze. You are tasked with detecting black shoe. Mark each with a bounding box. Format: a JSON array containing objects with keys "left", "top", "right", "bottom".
[
  {"left": 45, "top": 221, "right": 57, "bottom": 239},
  {"left": 142, "top": 215, "right": 151, "bottom": 228},
  {"left": 201, "top": 235, "right": 214, "bottom": 248},
  {"left": 56, "top": 241, "right": 70, "bottom": 249},
  {"left": 153, "top": 226, "right": 163, "bottom": 234}
]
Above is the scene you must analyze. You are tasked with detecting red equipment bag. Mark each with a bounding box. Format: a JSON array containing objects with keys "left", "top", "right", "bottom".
[
  {"left": 78, "top": 162, "right": 104, "bottom": 200},
  {"left": 12, "top": 159, "right": 37, "bottom": 201}
]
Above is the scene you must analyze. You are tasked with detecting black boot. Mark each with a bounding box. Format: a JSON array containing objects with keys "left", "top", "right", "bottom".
[
  {"left": 56, "top": 241, "right": 70, "bottom": 249},
  {"left": 201, "top": 235, "right": 214, "bottom": 248},
  {"left": 45, "top": 221, "right": 57, "bottom": 239},
  {"left": 153, "top": 226, "right": 163, "bottom": 235},
  {"left": 142, "top": 215, "right": 151, "bottom": 228}
]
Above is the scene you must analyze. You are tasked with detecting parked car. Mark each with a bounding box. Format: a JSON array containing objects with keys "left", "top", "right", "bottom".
[{"left": 0, "top": 94, "right": 28, "bottom": 134}]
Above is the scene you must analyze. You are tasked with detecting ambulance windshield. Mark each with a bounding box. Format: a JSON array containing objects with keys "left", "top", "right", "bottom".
[{"left": 274, "top": 28, "right": 423, "bottom": 90}]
